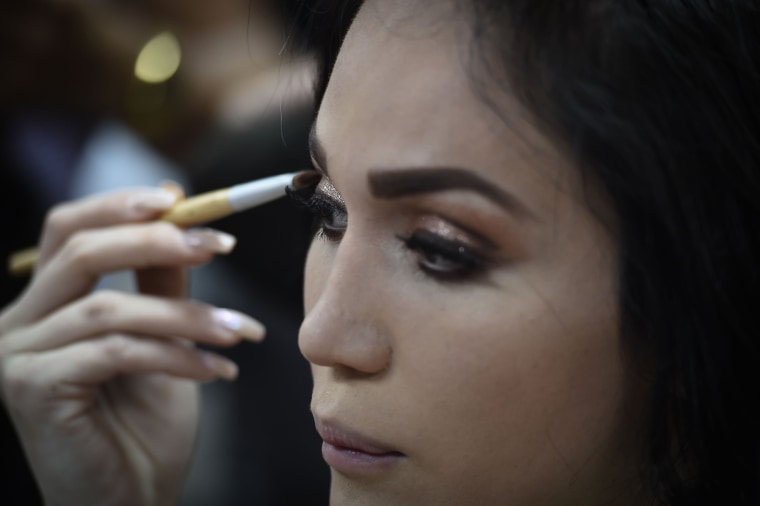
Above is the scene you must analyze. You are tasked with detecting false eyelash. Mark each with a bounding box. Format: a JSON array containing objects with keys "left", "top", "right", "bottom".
[
  {"left": 286, "top": 183, "right": 341, "bottom": 217},
  {"left": 286, "top": 178, "right": 317, "bottom": 209},
  {"left": 286, "top": 180, "right": 347, "bottom": 241}
]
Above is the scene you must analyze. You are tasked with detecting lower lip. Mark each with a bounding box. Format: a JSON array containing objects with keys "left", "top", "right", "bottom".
[{"left": 322, "top": 441, "right": 405, "bottom": 475}]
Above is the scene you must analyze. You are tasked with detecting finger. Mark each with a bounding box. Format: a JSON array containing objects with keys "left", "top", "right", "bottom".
[
  {"left": 9, "top": 225, "right": 236, "bottom": 327},
  {"left": 136, "top": 267, "right": 187, "bottom": 299},
  {"left": 138, "top": 181, "right": 189, "bottom": 298},
  {"left": 2, "top": 290, "right": 264, "bottom": 355},
  {"left": 159, "top": 180, "right": 186, "bottom": 201},
  {"left": 1, "top": 335, "right": 238, "bottom": 408},
  {"left": 138, "top": 181, "right": 188, "bottom": 296},
  {"left": 36, "top": 187, "right": 179, "bottom": 270}
]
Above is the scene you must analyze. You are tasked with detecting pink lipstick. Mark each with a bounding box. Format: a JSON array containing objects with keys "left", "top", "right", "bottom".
[{"left": 315, "top": 418, "right": 405, "bottom": 476}]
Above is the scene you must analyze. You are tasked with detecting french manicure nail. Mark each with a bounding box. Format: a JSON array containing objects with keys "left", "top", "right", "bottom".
[
  {"left": 212, "top": 309, "right": 266, "bottom": 342},
  {"left": 184, "top": 229, "right": 237, "bottom": 253},
  {"left": 200, "top": 352, "right": 239, "bottom": 380},
  {"left": 128, "top": 190, "right": 178, "bottom": 214}
]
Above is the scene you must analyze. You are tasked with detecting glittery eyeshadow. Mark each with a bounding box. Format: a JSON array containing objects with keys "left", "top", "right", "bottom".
[
  {"left": 317, "top": 178, "right": 346, "bottom": 208},
  {"left": 416, "top": 216, "right": 476, "bottom": 246}
]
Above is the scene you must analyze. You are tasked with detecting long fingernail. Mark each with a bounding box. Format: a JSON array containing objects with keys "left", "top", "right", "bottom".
[
  {"left": 159, "top": 180, "right": 186, "bottom": 202},
  {"left": 128, "top": 189, "right": 178, "bottom": 214},
  {"left": 212, "top": 308, "right": 266, "bottom": 342},
  {"left": 200, "top": 352, "right": 239, "bottom": 380},
  {"left": 184, "top": 229, "right": 237, "bottom": 253}
]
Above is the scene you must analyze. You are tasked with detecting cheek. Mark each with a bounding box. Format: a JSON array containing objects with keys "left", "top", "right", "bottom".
[{"left": 388, "top": 264, "right": 631, "bottom": 489}]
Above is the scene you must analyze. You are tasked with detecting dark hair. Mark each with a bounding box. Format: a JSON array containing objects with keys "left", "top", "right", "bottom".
[
  {"left": 295, "top": 1, "right": 760, "bottom": 504},
  {"left": 284, "top": 0, "right": 364, "bottom": 98}
]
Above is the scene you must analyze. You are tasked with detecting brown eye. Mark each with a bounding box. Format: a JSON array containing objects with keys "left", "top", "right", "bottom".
[{"left": 398, "top": 230, "right": 485, "bottom": 280}]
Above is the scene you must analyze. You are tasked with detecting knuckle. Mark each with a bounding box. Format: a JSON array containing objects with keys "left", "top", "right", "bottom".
[
  {"left": 60, "top": 231, "right": 96, "bottom": 270},
  {"left": 43, "top": 203, "right": 73, "bottom": 237},
  {"left": 100, "top": 334, "right": 132, "bottom": 362},
  {"left": 82, "top": 291, "right": 123, "bottom": 326},
  {"left": 145, "top": 222, "right": 184, "bottom": 253}
]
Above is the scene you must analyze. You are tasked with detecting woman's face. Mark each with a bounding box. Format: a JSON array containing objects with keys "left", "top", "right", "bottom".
[{"left": 299, "top": 1, "right": 647, "bottom": 504}]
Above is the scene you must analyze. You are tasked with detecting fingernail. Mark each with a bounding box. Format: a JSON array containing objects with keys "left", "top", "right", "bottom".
[
  {"left": 159, "top": 180, "right": 186, "bottom": 200},
  {"left": 184, "top": 228, "right": 237, "bottom": 254},
  {"left": 212, "top": 308, "right": 266, "bottom": 342},
  {"left": 128, "top": 189, "right": 178, "bottom": 214},
  {"left": 200, "top": 352, "right": 239, "bottom": 380}
]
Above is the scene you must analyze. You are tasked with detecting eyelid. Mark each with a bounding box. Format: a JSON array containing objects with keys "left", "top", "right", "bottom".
[
  {"left": 403, "top": 230, "right": 486, "bottom": 263},
  {"left": 316, "top": 178, "right": 347, "bottom": 210},
  {"left": 397, "top": 228, "right": 491, "bottom": 281},
  {"left": 413, "top": 215, "right": 499, "bottom": 253},
  {"left": 302, "top": 171, "right": 515, "bottom": 263}
]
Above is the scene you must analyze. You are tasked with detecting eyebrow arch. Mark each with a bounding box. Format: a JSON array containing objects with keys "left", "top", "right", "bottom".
[
  {"left": 369, "top": 168, "right": 534, "bottom": 220},
  {"left": 309, "top": 122, "right": 533, "bottom": 220}
]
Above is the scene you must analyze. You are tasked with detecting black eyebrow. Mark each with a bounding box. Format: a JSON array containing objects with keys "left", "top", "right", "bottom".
[
  {"left": 369, "top": 168, "right": 534, "bottom": 220},
  {"left": 308, "top": 122, "right": 328, "bottom": 176},
  {"left": 309, "top": 122, "right": 533, "bottom": 220}
]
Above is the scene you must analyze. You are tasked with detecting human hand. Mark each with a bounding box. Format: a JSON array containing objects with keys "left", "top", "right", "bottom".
[{"left": 0, "top": 188, "right": 265, "bottom": 506}]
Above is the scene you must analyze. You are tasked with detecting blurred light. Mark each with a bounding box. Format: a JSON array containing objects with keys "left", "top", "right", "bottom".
[{"left": 134, "top": 31, "right": 181, "bottom": 84}]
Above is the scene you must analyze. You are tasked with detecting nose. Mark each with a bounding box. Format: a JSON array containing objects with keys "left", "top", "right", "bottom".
[{"left": 298, "top": 234, "right": 393, "bottom": 375}]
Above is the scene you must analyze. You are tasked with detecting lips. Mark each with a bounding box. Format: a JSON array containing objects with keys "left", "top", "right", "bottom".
[{"left": 314, "top": 417, "right": 405, "bottom": 475}]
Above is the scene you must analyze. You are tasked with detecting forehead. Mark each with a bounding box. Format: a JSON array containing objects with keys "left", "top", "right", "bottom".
[
  {"left": 318, "top": 0, "right": 562, "bottom": 187},
  {"left": 325, "top": 1, "right": 467, "bottom": 104},
  {"left": 323, "top": 1, "right": 480, "bottom": 141}
]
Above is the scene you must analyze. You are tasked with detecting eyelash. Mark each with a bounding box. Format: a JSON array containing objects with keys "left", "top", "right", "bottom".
[
  {"left": 287, "top": 181, "right": 487, "bottom": 280},
  {"left": 286, "top": 182, "right": 347, "bottom": 241},
  {"left": 396, "top": 230, "right": 486, "bottom": 280}
]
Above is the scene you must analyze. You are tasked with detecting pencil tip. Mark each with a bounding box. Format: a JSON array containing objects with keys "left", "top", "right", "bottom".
[{"left": 290, "top": 170, "right": 322, "bottom": 190}]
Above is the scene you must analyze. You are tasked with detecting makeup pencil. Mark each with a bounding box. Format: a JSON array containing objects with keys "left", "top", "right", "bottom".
[{"left": 8, "top": 171, "right": 319, "bottom": 277}]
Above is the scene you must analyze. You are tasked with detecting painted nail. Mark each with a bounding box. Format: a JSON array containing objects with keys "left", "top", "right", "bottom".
[
  {"left": 159, "top": 180, "right": 186, "bottom": 200},
  {"left": 200, "top": 352, "right": 239, "bottom": 380},
  {"left": 212, "top": 309, "right": 266, "bottom": 342},
  {"left": 128, "top": 189, "right": 178, "bottom": 214},
  {"left": 184, "top": 228, "right": 237, "bottom": 253}
]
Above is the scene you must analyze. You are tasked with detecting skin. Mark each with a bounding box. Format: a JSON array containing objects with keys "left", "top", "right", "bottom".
[
  {"left": 301, "top": 0, "right": 649, "bottom": 504},
  {"left": 0, "top": 0, "right": 649, "bottom": 504},
  {"left": 0, "top": 189, "right": 264, "bottom": 506}
]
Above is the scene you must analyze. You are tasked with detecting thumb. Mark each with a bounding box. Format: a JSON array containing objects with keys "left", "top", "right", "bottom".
[{"left": 137, "top": 180, "right": 188, "bottom": 298}]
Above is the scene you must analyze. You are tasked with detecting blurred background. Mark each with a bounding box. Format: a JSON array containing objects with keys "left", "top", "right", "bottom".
[{"left": 0, "top": 0, "right": 329, "bottom": 504}]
